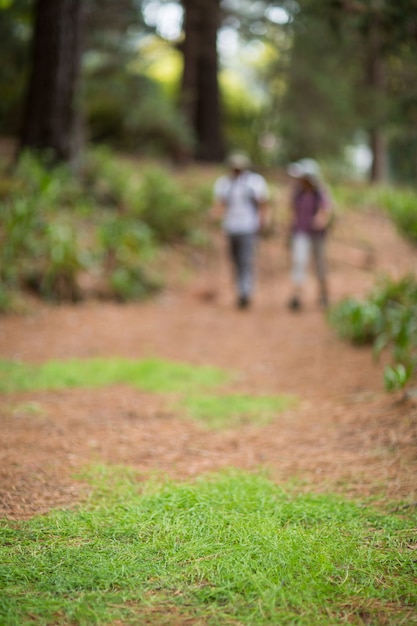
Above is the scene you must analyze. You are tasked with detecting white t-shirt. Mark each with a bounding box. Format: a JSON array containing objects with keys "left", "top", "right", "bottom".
[{"left": 214, "top": 171, "right": 269, "bottom": 234}]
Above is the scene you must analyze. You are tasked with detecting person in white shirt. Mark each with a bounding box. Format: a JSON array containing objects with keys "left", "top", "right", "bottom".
[{"left": 212, "top": 152, "right": 270, "bottom": 309}]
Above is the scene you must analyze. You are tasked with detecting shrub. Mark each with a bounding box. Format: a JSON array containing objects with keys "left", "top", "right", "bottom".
[
  {"left": 98, "top": 215, "right": 161, "bottom": 301},
  {"left": 135, "top": 166, "right": 203, "bottom": 243},
  {"left": 0, "top": 154, "right": 90, "bottom": 305},
  {"left": 377, "top": 186, "right": 417, "bottom": 243},
  {"left": 0, "top": 149, "right": 212, "bottom": 309},
  {"left": 85, "top": 70, "right": 193, "bottom": 159},
  {"left": 329, "top": 275, "right": 417, "bottom": 392},
  {"left": 80, "top": 146, "right": 138, "bottom": 210},
  {"left": 328, "top": 298, "right": 382, "bottom": 345},
  {"left": 25, "top": 222, "right": 88, "bottom": 302}
]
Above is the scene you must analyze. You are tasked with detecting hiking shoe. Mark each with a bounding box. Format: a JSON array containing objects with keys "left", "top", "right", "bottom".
[
  {"left": 288, "top": 296, "right": 301, "bottom": 311},
  {"left": 319, "top": 294, "right": 329, "bottom": 309},
  {"left": 237, "top": 295, "right": 250, "bottom": 309}
]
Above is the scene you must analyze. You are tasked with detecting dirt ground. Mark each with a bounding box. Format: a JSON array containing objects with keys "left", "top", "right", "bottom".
[{"left": 1, "top": 207, "right": 417, "bottom": 519}]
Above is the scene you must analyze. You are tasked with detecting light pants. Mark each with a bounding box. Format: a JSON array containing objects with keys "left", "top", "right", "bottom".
[
  {"left": 291, "top": 231, "right": 327, "bottom": 287},
  {"left": 228, "top": 233, "right": 257, "bottom": 299}
]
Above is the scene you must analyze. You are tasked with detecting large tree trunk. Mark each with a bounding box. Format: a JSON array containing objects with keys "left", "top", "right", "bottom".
[
  {"left": 19, "top": 0, "right": 85, "bottom": 162},
  {"left": 181, "top": 0, "right": 225, "bottom": 162}
]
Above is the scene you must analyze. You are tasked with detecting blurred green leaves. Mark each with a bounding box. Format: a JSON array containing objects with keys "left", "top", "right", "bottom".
[
  {"left": 0, "top": 149, "right": 210, "bottom": 310},
  {"left": 329, "top": 275, "right": 417, "bottom": 392}
]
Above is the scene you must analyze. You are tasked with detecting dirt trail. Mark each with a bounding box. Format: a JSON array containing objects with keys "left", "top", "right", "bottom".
[{"left": 1, "top": 208, "right": 416, "bottom": 518}]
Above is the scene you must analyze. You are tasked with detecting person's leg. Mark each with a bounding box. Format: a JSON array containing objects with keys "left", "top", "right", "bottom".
[
  {"left": 228, "top": 234, "right": 246, "bottom": 306},
  {"left": 228, "top": 233, "right": 256, "bottom": 307},
  {"left": 228, "top": 234, "right": 239, "bottom": 289},
  {"left": 289, "top": 232, "right": 310, "bottom": 309},
  {"left": 237, "top": 233, "right": 256, "bottom": 306},
  {"left": 311, "top": 234, "right": 329, "bottom": 307}
]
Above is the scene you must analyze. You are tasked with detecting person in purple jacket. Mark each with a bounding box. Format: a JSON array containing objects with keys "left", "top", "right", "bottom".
[{"left": 286, "top": 159, "right": 332, "bottom": 310}]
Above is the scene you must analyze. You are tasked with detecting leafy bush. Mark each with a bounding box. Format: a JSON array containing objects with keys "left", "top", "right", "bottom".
[
  {"left": 85, "top": 69, "right": 193, "bottom": 159},
  {"left": 107, "top": 266, "right": 160, "bottom": 301},
  {"left": 0, "top": 154, "right": 90, "bottom": 306},
  {"left": 0, "top": 195, "right": 41, "bottom": 288},
  {"left": 98, "top": 210, "right": 161, "bottom": 301},
  {"left": 80, "top": 146, "right": 138, "bottom": 210},
  {"left": 329, "top": 275, "right": 417, "bottom": 392},
  {"left": 0, "top": 149, "right": 212, "bottom": 310},
  {"left": 330, "top": 183, "right": 379, "bottom": 212},
  {"left": 328, "top": 298, "right": 382, "bottom": 345},
  {"left": 135, "top": 166, "right": 204, "bottom": 243},
  {"left": 376, "top": 187, "right": 417, "bottom": 243},
  {"left": 26, "top": 222, "right": 88, "bottom": 302}
]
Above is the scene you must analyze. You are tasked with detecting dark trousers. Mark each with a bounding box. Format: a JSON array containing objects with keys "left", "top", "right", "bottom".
[{"left": 228, "top": 233, "right": 257, "bottom": 299}]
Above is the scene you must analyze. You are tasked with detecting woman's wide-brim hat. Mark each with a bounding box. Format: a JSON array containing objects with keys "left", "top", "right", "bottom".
[{"left": 287, "top": 158, "right": 321, "bottom": 184}]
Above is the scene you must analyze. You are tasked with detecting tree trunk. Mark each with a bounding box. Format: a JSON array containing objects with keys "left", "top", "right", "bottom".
[
  {"left": 19, "top": 0, "right": 85, "bottom": 162},
  {"left": 369, "top": 127, "right": 388, "bottom": 182},
  {"left": 181, "top": 0, "right": 225, "bottom": 162},
  {"left": 366, "top": 4, "right": 388, "bottom": 182}
]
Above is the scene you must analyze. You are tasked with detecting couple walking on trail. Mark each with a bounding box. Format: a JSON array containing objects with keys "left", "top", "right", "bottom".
[{"left": 212, "top": 152, "right": 332, "bottom": 310}]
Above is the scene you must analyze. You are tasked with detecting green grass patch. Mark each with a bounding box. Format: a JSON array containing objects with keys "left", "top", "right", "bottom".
[
  {"left": 182, "top": 393, "right": 297, "bottom": 429},
  {"left": 0, "top": 357, "right": 297, "bottom": 429},
  {"left": 0, "top": 357, "right": 231, "bottom": 395},
  {"left": 1, "top": 468, "right": 416, "bottom": 625}
]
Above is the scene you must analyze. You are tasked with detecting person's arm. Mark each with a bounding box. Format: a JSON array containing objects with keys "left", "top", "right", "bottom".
[
  {"left": 258, "top": 198, "right": 270, "bottom": 233},
  {"left": 283, "top": 187, "right": 297, "bottom": 246},
  {"left": 210, "top": 177, "right": 228, "bottom": 223},
  {"left": 253, "top": 175, "right": 271, "bottom": 233},
  {"left": 312, "top": 188, "right": 332, "bottom": 230}
]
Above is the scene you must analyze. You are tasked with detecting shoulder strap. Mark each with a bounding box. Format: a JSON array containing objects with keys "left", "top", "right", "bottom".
[{"left": 223, "top": 172, "right": 258, "bottom": 212}]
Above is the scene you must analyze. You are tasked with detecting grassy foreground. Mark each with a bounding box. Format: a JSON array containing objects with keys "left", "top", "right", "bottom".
[{"left": 1, "top": 468, "right": 416, "bottom": 625}]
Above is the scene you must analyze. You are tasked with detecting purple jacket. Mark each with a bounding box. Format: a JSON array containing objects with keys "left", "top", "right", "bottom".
[{"left": 291, "top": 186, "right": 330, "bottom": 235}]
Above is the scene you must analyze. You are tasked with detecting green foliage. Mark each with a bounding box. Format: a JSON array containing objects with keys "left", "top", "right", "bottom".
[
  {"left": 98, "top": 213, "right": 160, "bottom": 301},
  {"left": 328, "top": 298, "right": 382, "bottom": 345},
  {"left": 329, "top": 275, "right": 417, "bottom": 391},
  {"left": 329, "top": 184, "right": 417, "bottom": 247},
  {"left": 1, "top": 194, "right": 39, "bottom": 287},
  {"left": 33, "top": 222, "right": 87, "bottom": 301},
  {"left": 1, "top": 468, "right": 416, "bottom": 625},
  {"left": 274, "top": 0, "right": 417, "bottom": 169},
  {"left": 0, "top": 0, "right": 33, "bottom": 134},
  {"left": 389, "top": 132, "right": 417, "bottom": 187},
  {"left": 135, "top": 166, "right": 203, "bottom": 244},
  {"left": 0, "top": 149, "right": 211, "bottom": 310},
  {"left": 82, "top": 148, "right": 209, "bottom": 244},
  {"left": 376, "top": 186, "right": 417, "bottom": 243},
  {"left": 107, "top": 265, "right": 158, "bottom": 302},
  {"left": 276, "top": 4, "right": 360, "bottom": 162},
  {"left": 384, "top": 363, "right": 410, "bottom": 393},
  {"left": 330, "top": 183, "right": 378, "bottom": 211},
  {"left": 0, "top": 153, "right": 90, "bottom": 306},
  {"left": 84, "top": 59, "right": 193, "bottom": 159}
]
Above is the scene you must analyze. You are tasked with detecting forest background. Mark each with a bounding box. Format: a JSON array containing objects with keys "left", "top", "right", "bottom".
[{"left": 1, "top": 0, "right": 417, "bottom": 183}]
